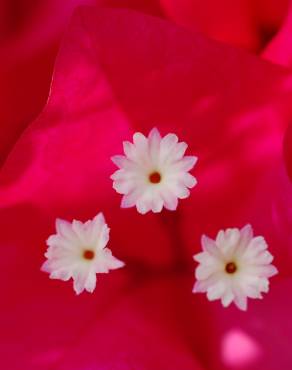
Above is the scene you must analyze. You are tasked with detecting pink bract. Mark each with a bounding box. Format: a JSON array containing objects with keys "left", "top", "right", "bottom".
[{"left": 1, "top": 6, "right": 292, "bottom": 370}]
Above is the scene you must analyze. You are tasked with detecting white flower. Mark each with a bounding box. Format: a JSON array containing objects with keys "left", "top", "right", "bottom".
[
  {"left": 193, "top": 225, "right": 278, "bottom": 311},
  {"left": 41, "top": 213, "right": 125, "bottom": 294},
  {"left": 111, "top": 127, "right": 198, "bottom": 214}
]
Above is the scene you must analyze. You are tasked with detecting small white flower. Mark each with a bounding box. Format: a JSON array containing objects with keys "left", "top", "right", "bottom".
[
  {"left": 41, "top": 213, "right": 125, "bottom": 294},
  {"left": 111, "top": 127, "right": 198, "bottom": 214},
  {"left": 193, "top": 225, "right": 278, "bottom": 311}
]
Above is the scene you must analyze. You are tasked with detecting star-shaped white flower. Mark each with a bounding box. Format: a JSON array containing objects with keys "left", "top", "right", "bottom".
[
  {"left": 111, "top": 128, "right": 198, "bottom": 214},
  {"left": 193, "top": 225, "right": 278, "bottom": 311},
  {"left": 41, "top": 213, "right": 125, "bottom": 294}
]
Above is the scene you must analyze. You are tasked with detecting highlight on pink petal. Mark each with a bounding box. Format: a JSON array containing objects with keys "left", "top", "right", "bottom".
[
  {"left": 228, "top": 108, "right": 283, "bottom": 162},
  {"left": 281, "top": 75, "right": 292, "bottom": 91},
  {"left": 32, "top": 348, "right": 64, "bottom": 367},
  {"left": 229, "top": 107, "right": 283, "bottom": 137},
  {"left": 111, "top": 127, "right": 198, "bottom": 214},
  {"left": 221, "top": 329, "right": 261, "bottom": 367},
  {"left": 190, "top": 95, "right": 218, "bottom": 114},
  {"left": 199, "top": 159, "right": 234, "bottom": 194}
]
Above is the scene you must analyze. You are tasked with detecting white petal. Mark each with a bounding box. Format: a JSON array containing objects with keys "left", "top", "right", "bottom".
[
  {"left": 173, "top": 156, "right": 198, "bottom": 172},
  {"left": 121, "top": 192, "right": 140, "bottom": 208},
  {"left": 253, "top": 250, "right": 274, "bottom": 264},
  {"left": 41, "top": 260, "right": 51, "bottom": 273},
  {"left": 84, "top": 273, "right": 97, "bottom": 293},
  {"left": 240, "top": 224, "right": 253, "bottom": 241},
  {"left": 172, "top": 184, "right": 190, "bottom": 199},
  {"left": 123, "top": 141, "right": 137, "bottom": 162},
  {"left": 161, "top": 190, "right": 178, "bottom": 211},
  {"left": 160, "top": 133, "right": 178, "bottom": 162},
  {"left": 110, "top": 169, "right": 127, "bottom": 181},
  {"left": 246, "top": 236, "right": 268, "bottom": 255},
  {"left": 148, "top": 127, "right": 161, "bottom": 139},
  {"left": 72, "top": 220, "right": 87, "bottom": 244},
  {"left": 97, "top": 224, "right": 110, "bottom": 250},
  {"left": 73, "top": 269, "right": 90, "bottom": 295},
  {"left": 192, "top": 280, "right": 204, "bottom": 293},
  {"left": 133, "top": 132, "right": 148, "bottom": 149},
  {"left": 111, "top": 155, "right": 132, "bottom": 169},
  {"left": 148, "top": 127, "right": 161, "bottom": 161},
  {"left": 182, "top": 173, "right": 197, "bottom": 188},
  {"left": 136, "top": 198, "right": 151, "bottom": 214},
  {"left": 55, "top": 219, "right": 76, "bottom": 241},
  {"left": 218, "top": 228, "right": 241, "bottom": 256},
  {"left": 207, "top": 282, "right": 226, "bottom": 301},
  {"left": 196, "top": 265, "right": 216, "bottom": 280},
  {"left": 151, "top": 194, "right": 164, "bottom": 213},
  {"left": 234, "top": 293, "right": 248, "bottom": 311},
  {"left": 170, "top": 142, "right": 188, "bottom": 161},
  {"left": 46, "top": 235, "right": 75, "bottom": 251},
  {"left": 201, "top": 235, "right": 219, "bottom": 256},
  {"left": 235, "top": 224, "right": 254, "bottom": 256},
  {"left": 50, "top": 268, "right": 72, "bottom": 281},
  {"left": 193, "top": 252, "right": 207, "bottom": 263},
  {"left": 258, "top": 264, "right": 278, "bottom": 277},
  {"left": 113, "top": 178, "right": 136, "bottom": 194},
  {"left": 221, "top": 290, "right": 234, "bottom": 307},
  {"left": 103, "top": 248, "right": 125, "bottom": 270},
  {"left": 92, "top": 212, "right": 105, "bottom": 228}
]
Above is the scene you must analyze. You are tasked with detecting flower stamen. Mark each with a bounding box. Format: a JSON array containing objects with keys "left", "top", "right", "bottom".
[
  {"left": 83, "top": 249, "right": 95, "bottom": 260},
  {"left": 149, "top": 171, "right": 162, "bottom": 184},
  {"left": 225, "top": 261, "right": 237, "bottom": 274}
]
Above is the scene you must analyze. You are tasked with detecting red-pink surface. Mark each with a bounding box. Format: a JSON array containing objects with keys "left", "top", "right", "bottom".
[{"left": 1, "top": 3, "right": 292, "bottom": 370}]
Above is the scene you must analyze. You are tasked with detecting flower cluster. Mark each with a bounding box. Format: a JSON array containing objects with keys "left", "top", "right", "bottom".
[
  {"left": 42, "top": 214, "right": 124, "bottom": 295},
  {"left": 42, "top": 127, "right": 277, "bottom": 310},
  {"left": 111, "top": 128, "right": 198, "bottom": 214},
  {"left": 193, "top": 225, "right": 278, "bottom": 310}
]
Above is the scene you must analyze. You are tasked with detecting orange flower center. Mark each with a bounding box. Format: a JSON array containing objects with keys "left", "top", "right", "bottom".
[
  {"left": 83, "top": 250, "right": 95, "bottom": 260},
  {"left": 149, "top": 171, "right": 161, "bottom": 184},
  {"left": 225, "top": 262, "right": 237, "bottom": 274}
]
